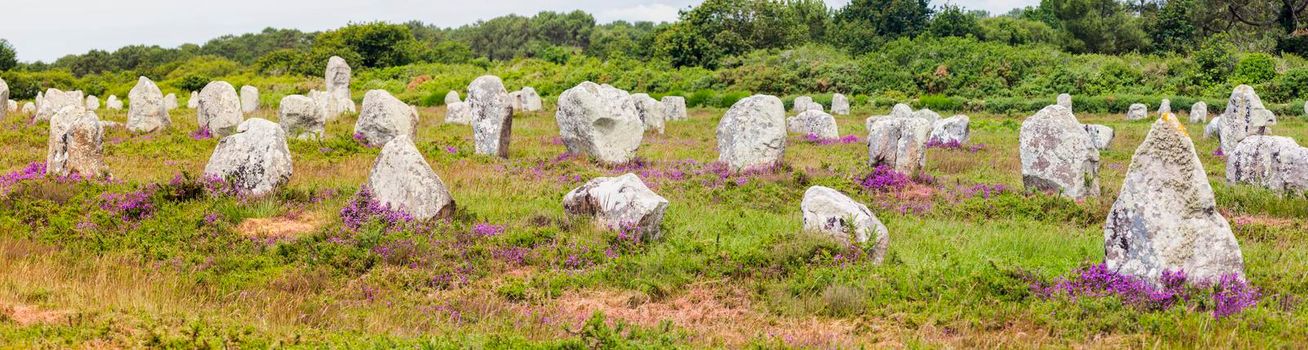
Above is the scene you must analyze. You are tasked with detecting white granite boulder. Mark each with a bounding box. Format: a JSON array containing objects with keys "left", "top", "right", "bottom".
[
  {"left": 801, "top": 186, "right": 889, "bottom": 264},
  {"left": 1190, "top": 101, "right": 1208, "bottom": 124},
  {"left": 203, "top": 118, "right": 293, "bottom": 197},
  {"left": 444, "top": 90, "right": 460, "bottom": 105},
  {"left": 36, "top": 89, "right": 84, "bottom": 122},
  {"left": 279, "top": 95, "right": 325, "bottom": 140},
  {"left": 792, "top": 96, "right": 822, "bottom": 113},
  {"left": 928, "top": 115, "right": 970, "bottom": 144},
  {"left": 1084, "top": 124, "right": 1114, "bottom": 150},
  {"left": 187, "top": 91, "right": 198, "bottom": 109},
  {"left": 717, "top": 95, "right": 787, "bottom": 171},
  {"left": 787, "top": 110, "right": 839, "bottom": 139},
  {"left": 1056, "top": 93, "right": 1072, "bottom": 111},
  {"left": 1219, "top": 85, "right": 1275, "bottom": 153},
  {"left": 363, "top": 135, "right": 456, "bottom": 220},
  {"left": 891, "top": 103, "right": 913, "bottom": 119},
  {"left": 106, "top": 95, "right": 123, "bottom": 110},
  {"left": 444, "top": 101, "right": 472, "bottom": 125},
  {"left": 85, "top": 95, "right": 99, "bottom": 110},
  {"left": 632, "top": 93, "right": 665, "bottom": 134},
  {"left": 164, "top": 93, "right": 178, "bottom": 110},
  {"left": 1105, "top": 114, "right": 1244, "bottom": 284},
  {"left": 1126, "top": 103, "right": 1148, "bottom": 121},
  {"left": 661, "top": 96, "right": 687, "bottom": 121},
  {"left": 197, "top": 81, "right": 244, "bottom": 136},
  {"left": 563, "top": 173, "right": 669, "bottom": 241},
  {"left": 556, "top": 82, "right": 644, "bottom": 165},
  {"left": 831, "top": 93, "right": 850, "bottom": 115},
  {"left": 127, "top": 76, "right": 170, "bottom": 133},
  {"left": 240, "top": 85, "right": 259, "bottom": 113},
  {"left": 867, "top": 116, "right": 930, "bottom": 175},
  {"left": 519, "top": 87, "right": 543, "bottom": 112},
  {"left": 1226, "top": 135, "right": 1308, "bottom": 195},
  {"left": 354, "top": 90, "right": 418, "bottom": 147},
  {"left": 21, "top": 102, "right": 35, "bottom": 115},
  {"left": 325, "top": 56, "right": 355, "bottom": 116},
  {"left": 1019, "top": 105, "right": 1100, "bottom": 199},
  {"left": 468, "top": 75, "right": 514, "bottom": 158},
  {"left": 47, "top": 106, "right": 108, "bottom": 178}
]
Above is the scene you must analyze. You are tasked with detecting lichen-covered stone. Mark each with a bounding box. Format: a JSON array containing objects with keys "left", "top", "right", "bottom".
[
  {"left": 831, "top": 93, "right": 850, "bottom": 115},
  {"left": 928, "top": 115, "right": 970, "bottom": 144},
  {"left": 197, "top": 81, "right": 243, "bottom": 136},
  {"left": 36, "top": 89, "right": 84, "bottom": 122},
  {"left": 444, "top": 101, "right": 472, "bottom": 125},
  {"left": 354, "top": 90, "right": 418, "bottom": 147},
  {"left": 661, "top": 96, "right": 687, "bottom": 121},
  {"left": 1057, "top": 93, "right": 1072, "bottom": 111},
  {"left": 717, "top": 95, "right": 786, "bottom": 171},
  {"left": 1084, "top": 124, "right": 1114, "bottom": 150},
  {"left": 632, "top": 93, "right": 665, "bottom": 134},
  {"left": 1190, "top": 101, "right": 1208, "bottom": 124},
  {"left": 1127, "top": 103, "right": 1148, "bottom": 121},
  {"left": 1226, "top": 135, "right": 1308, "bottom": 195},
  {"left": 1019, "top": 105, "right": 1100, "bottom": 199},
  {"left": 468, "top": 75, "right": 513, "bottom": 158},
  {"left": 867, "top": 116, "right": 930, "bottom": 175},
  {"left": 801, "top": 186, "right": 889, "bottom": 264},
  {"left": 787, "top": 110, "right": 839, "bottom": 139},
  {"left": 47, "top": 106, "right": 108, "bottom": 178},
  {"left": 555, "top": 82, "right": 644, "bottom": 165},
  {"left": 364, "top": 135, "right": 456, "bottom": 220},
  {"left": 203, "top": 118, "right": 293, "bottom": 197},
  {"left": 563, "top": 173, "right": 668, "bottom": 241},
  {"left": 1219, "top": 84, "right": 1275, "bottom": 154},
  {"left": 127, "top": 76, "right": 170, "bottom": 133},
  {"left": 279, "top": 95, "right": 325, "bottom": 140}
]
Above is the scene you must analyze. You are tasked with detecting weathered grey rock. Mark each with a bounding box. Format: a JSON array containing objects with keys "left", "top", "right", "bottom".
[
  {"left": 508, "top": 90, "right": 524, "bottom": 113},
  {"left": 1105, "top": 114, "right": 1244, "bottom": 284},
  {"left": 661, "top": 96, "right": 687, "bottom": 121},
  {"left": 891, "top": 103, "right": 913, "bottom": 119},
  {"left": 519, "top": 87, "right": 543, "bottom": 112},
  {"left": 1158, "top": 99, "right": 1171, "bottom": 115},
  {"left": 197, "top": 81, "right": 243, "bottom": 136},
  {"left": 5, "top": 100, "right": 14, "bottom": 114},
  {"left": 279, "top": 95, "right": 324, "bottom": 140},
  {"left": 556, "top": 82, "right": 644, "bottom": 165},
  {"left": 1219, "top": 85, "right": 1275, "bottom": 153},
  {"left": 106, "top": 95, "right": 123, "bottom": 110},
  {"left": 1084, "top": 124, "right": 1114, "bottom": 150},
  {"left": 468, "top": 75, "right": 513, "bottom": 158},
  {"left": 1204, "top": 117, "right": 1223, "bottom": 140},
  {"left": 792, "top": 96, "right": 817, "bottom": 113},
  {"left": 36, "top": 89, "right": 85, "bottom": 122},
  {"left": 1190, "top": 101, "right": 1208, "bottom": 124},
  {"left": 787, "top": 110, "right": 839, "bottom": 139},
  {"left": 99, "top": 121, "right": 122, "bottom": 129},
  {"left": 85, "top": 95, "right": 99, "bottom": 110},
  {"left": 325, "top": 56, "right": 355, "bottom": 116},
  {"left": 354, "top": 90, "right": 418, "bottom": 147},
  {"left": 563, "top": 173, "right": 668, "bottom": 241},
  {"left": 364, "top": 135, "right": 456, "bottom": 220},
  {"left": 239, "top": 85, "right": 259, "bottom": 113},
  {"left": 912, "top": 108, "right": 941, "bottom": 126},
  {"left": 444, "top": 90, "right": 460, "bottom": 105},
  {"left": 717, "top": 95, "right": 786, "bottom": 171},
  {"left": 1227, "top": 135, "right": 1308, "bottom": 195},
  {"left": 867, "top": 116, "right": 930, "bottom": 175},
  {"left": 831, "top": 93, "right": 850, "bottom": 115},
  {"left": 928, "top": 115, "right": 970, "bottom": 144},
  {"left": 632, "top": 93, "right": 665, "bottom": 134},
  {"left": 1127, "top": 103, "right": 1148, "bottom": 121},
  {"left": 203, "top": 118, "right": 293, "bottom": 197},
  {"left": 801, "top": 186, "right": 888, "bottom": 264},
  {"left": 35, "top": 92, "right": 43, "bottom": 111},
  {"left": 164, "top": 93, "right": 178, "bottom": 110},
  {"left": 1056, "top": 93, "right": 1072, "bottom": 110},
  {"left": 1019, "top": 105, "right": 1100, "bottom": 199},
  {"left": 21, "top": 102, "right": 35, "bottom": 114},
  {"left": 0, "top": 79, "right": 7, "bottom": 120},
  {"left": 307, "top": 90, "right": 330, "bottom": 121},
  {"left": 444, "top": 101, "right": 472, "bottom": 125},
  {"left": 127, "top": 76, "right": 170, "bottom": 133},
  {"left": 187, "top": 91, "right": 198, "bottom": 109},
  {"left": 47, "top": 106, "right": 108, "bottom": 178}
]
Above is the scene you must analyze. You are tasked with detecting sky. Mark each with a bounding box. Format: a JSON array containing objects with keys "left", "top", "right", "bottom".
[{"left": 1, "top": 0, "right": 1039, "bottom": 63}]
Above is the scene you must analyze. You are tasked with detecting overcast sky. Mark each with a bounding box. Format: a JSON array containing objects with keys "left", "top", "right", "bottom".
[{"left": 2, "top": 0, "right": 1038, "bottom": 62}]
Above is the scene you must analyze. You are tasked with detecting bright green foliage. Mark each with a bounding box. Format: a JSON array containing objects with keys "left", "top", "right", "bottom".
[
  {"left": 929, "top": 5, "right": 984, "bottom": 38},
  {"left": 314, "top": 22, "right": 423, "bottom": 69},
  {"left": 1233, "top": 53, "right": 1278, "bottom": 85},
  {"left": 1039, "top": 0, "right": 1149, "bottom": 54},
  {"left": 0, "top": 39, "right": 19, "bottom": 71},
  {"left": 830, "top": 0, "right": 932, "bottom": 53},
  {"left": 1146, "top": 0, "right": 1199, "bottom": 53}
]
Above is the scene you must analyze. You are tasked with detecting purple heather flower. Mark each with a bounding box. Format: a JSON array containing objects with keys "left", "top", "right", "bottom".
[
  {"left": 190, "top": 126, "right": 213, "bottom": 140},
  {"left": 472, "top": 223, "right": 505, "bottom": 237},
  {"left": 1212, "top": 274, "right": 1260, "bottom": 319},
  {"left": 445, "top": 146, "right": 458, "bottom": 154},
  {"left": 857, "top": 165, "right": 911, "bottom": 193},
  {"left": 340, "top": 187, "right": 414, "bottom": 231},
  {"left": 353, "top": 132, "right": 369, "bottom": 146},
  {"left": 99, "top": 189, "right": 156, "bottom": 221}
]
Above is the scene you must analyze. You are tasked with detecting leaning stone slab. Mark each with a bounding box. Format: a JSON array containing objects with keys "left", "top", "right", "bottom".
[
  {"left": 197, "top": 81, "right": 244, "bottom": 136},
  {"left": 556, "top": 82, "right": 644, "bottom": 165},
  {"left": 867, "top": 116, "right": 930, "bottom": 175},
  {"left": 364, "top": 135, "right": 456, "bottom": 220},
  {"left": 468, "top": 75, "right": 513, "bottom": 157},
  {"left": 203, "top": 118, "right": 293, "bottom": 197},
  {"left": 1227, "top": 135, "right": 1308, "bottom": 195},
  {"left": 127, "top": 76, "right": 170, "bottom": 133},
  {"left": 801, "top": 186, "right": 889, "bottom": 264},
  {"left": 1084, "top": 124, "right": 1114, "bottom": 150},
  {"left": 1019, "top": 105, "right": 1100, "bottom": 199},
  {"left": 717, "top": 95, "right": 787, "bottom": 171},
  {"left": 563, "top": 173, "right": 669, "bottom": 241},
  {"left": 47, "top": 106, "right": 108, "bottom": 178},
  {"left": 354, "top": 90, "right": 418, "bottom": 147}
]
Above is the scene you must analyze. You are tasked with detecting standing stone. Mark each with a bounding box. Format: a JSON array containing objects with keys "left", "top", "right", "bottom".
[
  {"left": 632, "top": 93, "right": 665, "bottom": 134},
  {"left": 1105, "top": 113, "right": 1244, "bottom": 284},
  {"left": 1056, "top": 93, "right": 1072, "bottom": 111},
  {"left": 444, "top": 101, "right": 472, "bottom": 125},
  {"left": 127, "top": 76, "right": 170, "bottom": 133},
  {"left": 21, "top": 102, "right": 35, "bottom": 114},
  {"left": 1219, "top": 85, "right": 1275, "bottom": 153},
  {"left": 519, "top": 87, "right": 543, "bottom": 112},
  {"left": 5, "top": 100, "right": 14, "bottom": 114},
  {"left": 891, "top": 103, "right": 913, "bottom": 119},
  {"left": 187, "top": 91, "right": 198, "bottom": 109},
  {"left": 279, "top": 95, "right": 325, "bottom": 140},
  {"left": 468, "top": 75, "right": 513, "bottom": 158},
  {"left": 1226, "top": 135, "right": 1308, "bottom": 195},
  {"left": 47, "top": 106, "right": 109, "bottom": 178},
  {"left": 307, "top": 90, "right": 331, "bottom": 121},
  {"left": 801, "top": 186, "right": 889, "bottom": 264},
  {"left": 912, "top": 108, "right": 941, "bottom": 126},
  {"left": 203, "top": 118, "right": 293, "bottom": 197},
  {"left": 792, "top": 96, "right": 823, "bottom": 113},
  {"left": 106, "top": 95, "right": 123, "bottom": 110},
  {"left": 556, "top": 82, "right": 644, "bottom": 165},
  {"left": 1190, "top": 101, "right": 1208, "bottom": 124},
  {"left": 197, "top": 81, "right": 244, "bottom": 136},
  {"left": 717, "top": 95, "right": 787, "bottom": 171},
  {"left": 1019, "top": 105, "right": 1100, "bottom": 199},
  {"left": 0, "top": 79, "right": 7, "bottom": 120},
  {"left": 787, "top": 110, "right": 839, "bottom": 139},
  {"left": 1126, "top": 103, "right": 1148, "bottom": 121},
  {"left": 867, "top": 116, "right": 931, "bottom": 175},
  {"left": 164, "top": 93, "right": 178, "bottom": 110},
  {"left": 563, "top": 173, "right": 669, "bottom": 241},
  {"left": 661, "top": 96, "right": 687, "bottom": 121},
  {"left": 240, "top": 85, "right": 259, "bottom": 113},
  {"left": 36, "top": 89, "right": 85, "bottom": 122},
  {"left": 325, "top": 56, "right": 355, "bottom": 116},
  {"left": 364, "top": 135, "right": 456, "bottom": 220},
  {"left": 85, "top": 95, "right": 99, "bottom": 110},
  {"left": 444, "top": 90, "right": 460, "bottom": 105},
  {"left": 1204, "top": 117, "right": 1223, "bottom": 140},
  {"left": 354, "top": 90, "right": 418, "bottom": 147},
  {"left": 35, "top": 92, "right": 43, "bottom": 111},
  {"left": 831, "top": 93, "right": 850, "bottom": 115},
  {"left": 928, "top": 115, "right": 970, "bottom": 144},
  {"left": 1158, "top": 99, "right": 1171, "bottom": 115},
  {"left": 1084, "top": 124, "right": 1114, "bottom": 150},
  {"left": 508, "top": 90, "right": 524, "bottom": 113}
]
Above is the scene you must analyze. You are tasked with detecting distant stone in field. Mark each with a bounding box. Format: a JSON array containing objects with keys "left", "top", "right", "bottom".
[
  {"left": 508, "top": 90, "right": 524, "bottom": 113},
  {"left": 444, "top": 90, "right": 460, "bottom": 105},
  {"left": 1226, "top": 135, "right": 1308, "bottom": 195},
  {"left": 1219, "top": 84, "right": 1275, "bottom": 154},
  {"left": 1105, "top": 113, "right": 1244, "bottom": 284},
  {"left": 85, "top": 95, "right": 99, "bottom": 110},
  {"left": 0, "top": 78, "right": 7, "bottom": 120},
  {"left": 718, "top": 95, "right": 787, "bottom": 171},
  {"left": 632, "top": 93, "right": 665, "bottom": 134},
  {"left": 197, "top": 81, "right": 244, "bottom": 136},
  {"left": 1204, "top": 117, "right": 1222, "bottom": 140},
  {"left": 831, "top": 93, "right": 850, "bottom": 115},
  {"left": 35, "top": 91, "right": 43, "bottom": 111},
  {"left": 106, "top": 95, "right": 123, "bottom": 110},
  {"left": 793, "top": 96, "right": 821, "bottom": 113},
  {"left": 444, "top": 101, "right": 472, "bottom": 125},
  {"left": 127, "top": 76, "right": 170, "bottom": 133},
  {"left": 187, "top": 91, "right": 198, "bottom": 109},
  {"left": 5, "top": 100, "right": 13, "bottom": 114},
  {"left": 99, "top": 120, "right": 122, "bottom": 129},
  {"left": 563, "top": 173, "right": 669, "bottom": 241},
  {"left": 1084, "top": 124, "right": 1114, "bottom": 150},
  {"left": 279, "top": 95, "right": 324, "bottom": 140},
  {"left": 928, "top": 115, "right": 970, "bottom": 144},
  {"left": 1190, "top": 101, "right": 1208, "bottom": 124},
  {"left": 354, "top": 90, "right": 418, "bottom": 147},
  {"left": 556, "top": 82, "right": 643, "bottom": 165},
  {"left": 1019, "top": 105, "right": 1100, "bottom": 199},
  {"left": 661, "top": 96, "right": 687, "bottom": 121},
  {"left": 1158, "top": 99, "right": 1171, "bottom": 115},
  {"left": 164, "top": 93, "right": 178, "bottom": 110},
  {"left": 1126, "top": 103, "right": 1148, "bottom": 121},
  {"left": 203, "top": 118, "right": 293, "bottom": 197},
  {"left": 787, "top": 110, "right": 839, "bottom": 139},
  {"left": 912, "top": 108, "right": 941, "bottom": 126},
  {"left": 325, "top": 56, "right": 355, "bottom": 117},
  {"left": 365, "top": 135, "right": 456, "bottom": 220},
  {"left": 519, "top": 87, "right": 543, "bottom": 112},
  {"left": 891, "top": 103, "right": 913, "bottom": 119},
  {"left": 801, "top": 186, "right": 889, "bottom": 264},
  {"left": 867, "top": 116, "right": 930, "bottom": 175},
  {"left": 1056, "top": 93, "right": 1072, "bottom": 110},
  {"left": 36, "top": 89, "right": 85, "bottom": 122},
  {"left": 240, "top": 85, "right": 259, "bottom": 113},
  {"left": 47, "top": 106, "right": 108, "bottom": 178},
  {"left": 468, "top": 75, "right": 514, "bottom": 158},
  {"left": 21, "top": 102, "right": 35, "bottom": 114}
]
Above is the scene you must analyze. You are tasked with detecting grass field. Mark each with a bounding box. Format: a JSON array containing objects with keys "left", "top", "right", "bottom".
[{"left": 0, "top": 101, "right": 1305, "bottom": 348}]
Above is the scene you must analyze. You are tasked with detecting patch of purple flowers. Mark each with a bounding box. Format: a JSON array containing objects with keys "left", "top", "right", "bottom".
[
  {"left": 340, "top": 187, "right": 414, "bottom": 230},
  {"left": 1033, "top": 263, "right": 1259, "bottom": 319},
  {"left": 99, "top": 189, "right": 157, "bottom": 221},
  {"left": 189, "top": 126, "right": 213, "bottom": 140},
  {"left": 1213, "top": 273, "right": 1260, "bottom": 319},
  {"left": 804, "top": 133, "right": 861, "bottom": 145},
  {"left": 857, "top": 165, "right": 912, "bottom": 193},
  {"left": 0, "top": 161, "right": 47, "bottom": 193},
  {"left": 1213, "top": 147, "right": 1225, "bottom": 158},
  {"left": 472, "top": 223, "right": 505, "bottom": 237},
  {"left": 353, "top": 132, "right": 369, "bottom": 147}
]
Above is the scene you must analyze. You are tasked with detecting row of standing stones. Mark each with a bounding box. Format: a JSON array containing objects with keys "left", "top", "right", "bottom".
[{"left": 7, "top": 54, "right": 1305, "bottom": 286}]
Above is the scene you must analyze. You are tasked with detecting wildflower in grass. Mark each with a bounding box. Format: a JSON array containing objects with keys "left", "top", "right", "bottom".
[
  {"left": 353, "top": 132, "right": 369, "bottom": 146},
  {"left": 189, "top": 126, "right": 213, "bottom": 140},
  {"left": 805, "top": 133, "right": 861, "bottom": 145},
  {"left": 493, "top": 247, "right": 528, "bottom": 265},
  {"left": 1034, "top": 263, "right": 1258, "bottom": 319},
  {"left": 1212, "top": 273, "right": 1260, "bottom": 319},
  {"left": 0, "top": 161, "right": 47, "bottom": 193},
  {"left": 444, "top": 146, "right": 458, "bottom": 154},
  {"left": 202, "top": 174, "right": 239, "bottom": 198},
  {"left": 203, "top": 212, "right": 220, "bottom": 224},
  {"left": 340, "top": 186, "right": 414, "bottom": 230},
  {"left": 472, "top": 223, "right": 505, "bottom": 237},
  {"left": 857, "top": 165, "right": 911, "bottom": 193},
  {"left": 99, "top": 189, "right": 157, "bottom": 221},
  {"left": 564, "top": 254, "right": 583, "bottom": 269},
  {"left": 1213, "top": 147, "right": 1225, "bottom": 157}
]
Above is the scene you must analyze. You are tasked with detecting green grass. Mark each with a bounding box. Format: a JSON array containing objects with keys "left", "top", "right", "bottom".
[{"left": 0, "top": 101, "right": 1305, "bottom": 348}]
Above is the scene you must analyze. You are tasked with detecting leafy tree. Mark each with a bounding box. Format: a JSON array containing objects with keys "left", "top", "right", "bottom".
[
  {"left": 314, "top": 22, "right": 422, "bottom": 68},
  {"left": 587, "top": 21, "right": 659, "bottom": 59},
  {"left": 200, "top": 27, "right": 313, "bottom": 64},
  {"left": 1039, "top": 0, "right": 1150, "bottom": 54},
  {"left": 1146, "top": 0, "right": 1200, "bottom": 53},
  {"left": 653, "top": 0, "right": 820, "bottom": 67},
  {"left": 1232, "top": 52, "right": 1277, "bottom": 84},
  {"left": 424, "top": 40, "right": 474, "bottom": 64},
  {"left": 930, "top": 5, "right": 984, "bottom": 38},
  {"left": 978, "top": 16, "right": 1060, "bottom": 46},
  {"left": 0, "top": 39, "right": 16, "bottom": 71},
  {"left": 831, "top": 0, "right": 932, "bottom": 53}
]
